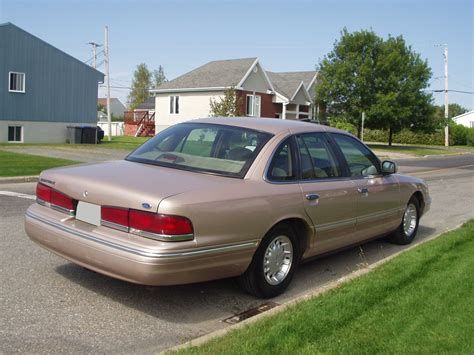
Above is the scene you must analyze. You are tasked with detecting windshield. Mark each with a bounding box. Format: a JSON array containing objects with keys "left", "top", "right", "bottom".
[{"left": 126, "top": 123, "right": 273, "bottom": 178}]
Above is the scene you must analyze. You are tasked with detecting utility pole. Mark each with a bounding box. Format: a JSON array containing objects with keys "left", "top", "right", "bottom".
[
  {"left": 104, "top": 26, "right": 112, "bottom": 141},
  {"left": 88, "top": 41, "right": 102, "bottom": 69},
  {"left": 443, "top": 46, "right": 449, "bottom": 147}
]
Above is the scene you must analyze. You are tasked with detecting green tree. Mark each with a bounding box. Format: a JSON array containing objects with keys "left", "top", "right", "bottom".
[
  {"left": 128, "top": 63, "right": 151, "bottom": 109},
  {"left": 97, "top": 103, "right": 106, "bottom": 113},
  {"left": 152, "top": 65, "right": 167, "bottom": 89},
  {"left": 316, "top": 29, "right": 382, "bottom": 136},
  {"left": 366, "top": 35, "right": 434, "bottom": 145},
  {"left": 316, "top": 29, "right": 434, "bottom": 145},
  {"left": 432, "top": 103, "right": 469, "bottom": 128},
  {"left": 209, "top": 88, "right": 244, "bottom": 117}
]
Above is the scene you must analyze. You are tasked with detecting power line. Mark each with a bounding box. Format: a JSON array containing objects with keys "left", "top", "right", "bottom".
[
  {"left": 100, "top": 85, "right": 132, "bottom": 89},
  {"left": 430, "top": 89, "right": 474, "bottom": 94},
  {"left": 84, "top": 49, "right": 104, "bottom": 65}
]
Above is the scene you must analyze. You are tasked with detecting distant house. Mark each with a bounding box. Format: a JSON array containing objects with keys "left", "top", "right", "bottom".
[
  {"left": 150, "top": 57, "right": 317, "bottom": 132},
  {"left": 0, "top": 23, "right": 104, "bottom": 143},
  {"left": 453, "top": 111, "right": 474, "bottom": 128},
  {"left": 97, "top": 97, "right": 126, "bottom": 119},
  {"left": 267, "top": 71, "right": 317, "bottom": 120},
  {"left": 134, "top": 97, "right": 155, "bottom": 114}
]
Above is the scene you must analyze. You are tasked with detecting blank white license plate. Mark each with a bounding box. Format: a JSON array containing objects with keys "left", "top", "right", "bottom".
[{"left": 76, "top": 201, "right": 101, "bottom": 226}]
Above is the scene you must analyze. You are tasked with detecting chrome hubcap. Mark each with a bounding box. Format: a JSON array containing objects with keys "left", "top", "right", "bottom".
[
  {"left": 403, "top": 203, "right": 418, "bottom": 237},
  {"left": 263, "top": 235, "right": 293, "bottom": 285}
]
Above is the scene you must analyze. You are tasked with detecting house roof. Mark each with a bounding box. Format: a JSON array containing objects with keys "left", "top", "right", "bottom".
[
  {"left": 152, "top": 57, "right": 257, "bottom": 92},
  {"left": 452, "top": 110, "right": 474, "bottom": 120},
  {"left": 267, "top": 71, "right": 317, "bottom": 99},
  {"left": 0, "top": 22, "right": 104, "bottom": 78},
  {"left": 135, "top": 97, "right": 155, "bottom": 110}
]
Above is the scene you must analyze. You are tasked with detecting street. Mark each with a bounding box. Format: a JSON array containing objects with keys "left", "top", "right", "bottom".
[{"left": 1, "top": 154, "right": 473, "bottom": 354}]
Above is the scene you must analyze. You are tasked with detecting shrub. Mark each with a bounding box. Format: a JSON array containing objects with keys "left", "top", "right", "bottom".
[
  {"left": 363, "top": 129, "right": 445, "bottom": 145},
  {"left": 466, "top": 129, "right": 474, "bottom": 146}
]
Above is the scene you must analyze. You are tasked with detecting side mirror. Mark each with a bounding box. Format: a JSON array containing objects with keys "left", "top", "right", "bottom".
[{"left": 382, "top": 160, "right": 398, "bottom": 175}]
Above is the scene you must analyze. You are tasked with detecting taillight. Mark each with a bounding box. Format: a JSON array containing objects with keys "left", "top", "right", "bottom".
[
  {"left": 100, "top": 206, "right": 194, "bottom": 241},
  {"left": 101, "top": 207, "right": 129, "bottom": 231},
  {"left": 129, "top": 210, "right": 194, "bottom": 237},
  {"left": 36, "top": 183, "right": 76, "bottom": 214},
  {"left": 51, "top": 190, "right": 75, "bottom": 212},
  {"left": 36, "top": 183, "right": 52, "bottom": 203}
]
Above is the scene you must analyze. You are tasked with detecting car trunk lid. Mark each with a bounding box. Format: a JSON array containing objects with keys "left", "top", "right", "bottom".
[{"left": 39, "top": 160, "right": 233, "bottom": 212}]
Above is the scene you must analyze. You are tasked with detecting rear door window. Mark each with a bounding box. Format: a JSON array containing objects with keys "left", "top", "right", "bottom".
[{"left": 297, "top": 133, "right": 343, "bottom": 180}]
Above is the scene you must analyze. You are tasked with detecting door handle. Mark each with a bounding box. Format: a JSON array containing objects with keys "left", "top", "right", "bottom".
[
  {"left": 305, "top": 193, "right": 320, "bottom": 201},
  {"left": 357, "top": 187, "right": 369, "bottom": 194}
]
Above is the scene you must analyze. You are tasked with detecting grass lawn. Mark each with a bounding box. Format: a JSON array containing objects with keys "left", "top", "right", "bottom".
[
  {"left": 367, "top": 143, "right": 459, "bottom": 156},
  {"left": 177, "top": 220, "right": 474, "bottom": 354},
  {"left": 0, "top": 150, "right": 79, "bottom": 177},
  {"left": 0, "top": 136, "right": 150, "bottom": 151},
  {"left": 451, "top": 145, "right": 474, "bottom": 150}
]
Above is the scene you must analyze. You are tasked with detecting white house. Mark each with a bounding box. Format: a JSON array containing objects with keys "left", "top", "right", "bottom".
[
  {"left": 149, "top": 58, "right": 317, "bottom": 132},
  {"left": 453, "top": 110, "right": 474, "bottom": 128}
]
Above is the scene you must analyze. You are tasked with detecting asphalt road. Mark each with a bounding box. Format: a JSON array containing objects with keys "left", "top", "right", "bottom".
[{"left": 1, "top": 155, "right": 473, "bottom": 354}]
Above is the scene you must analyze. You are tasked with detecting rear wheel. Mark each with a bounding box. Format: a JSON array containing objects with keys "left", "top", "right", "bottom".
[
  {"left": 239, "top": 224, "right": 300, "bottom": 298},
  {"left": 389, "top": 196, "right": 420, "bottom": 245}
]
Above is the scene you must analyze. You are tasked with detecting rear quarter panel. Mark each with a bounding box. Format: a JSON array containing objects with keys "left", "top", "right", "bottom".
[{"left": 158, "top": 179, "right": 313, "bottom": 249}]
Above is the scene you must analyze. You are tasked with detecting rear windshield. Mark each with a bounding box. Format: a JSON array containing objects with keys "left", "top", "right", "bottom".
[{"left": 126, "top": 123, "right": 273, "bottom": 178}]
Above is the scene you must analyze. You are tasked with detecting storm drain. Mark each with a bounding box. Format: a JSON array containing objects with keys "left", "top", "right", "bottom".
[{"left": 223, "top": 302, "right": 280, "bottom": 324}]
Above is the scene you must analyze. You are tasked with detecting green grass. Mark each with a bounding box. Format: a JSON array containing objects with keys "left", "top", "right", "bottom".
[
  {"left": 177, "top": 220, "right": 474, "bottom": 354},
  {"left": 0, "top": 150, "right": 79, "bottom": 177},
  {"left": 0, "top": 136, "right": 149, "bottom": 151},
  {"left": 451, "top": 145, "right": 474, "bottom": 150},
  {"left": 368, "top": 143, "right": 458, "bottom": 156}
]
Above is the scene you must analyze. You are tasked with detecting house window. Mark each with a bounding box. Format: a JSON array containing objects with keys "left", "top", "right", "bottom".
[
  {"left": 9, "top": 72, "right": 25, "bottom": 93},
  {"left": 170, "top": 95, "right": 179, "bottom": 114},
  {"left": 246, "top": 95, "right": 261, "bottom": 117},
  {"left": 8, "top": 126, "right": 23, "bottom": 142}
]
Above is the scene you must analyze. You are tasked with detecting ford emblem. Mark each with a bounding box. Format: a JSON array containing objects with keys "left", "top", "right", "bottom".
[{"left": 142, "top": 203, "right": 152, "bottom": 209}]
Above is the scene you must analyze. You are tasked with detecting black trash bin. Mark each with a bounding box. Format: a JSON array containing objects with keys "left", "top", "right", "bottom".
[
  {"left": 67, "top": 126, "right": 83, "bottom": 144},
  {"left": 67, "top": 126, "right": 97, "bottom": 144},
  {"left": 81, "top": 126, "right": 97, "bottom": 144}
]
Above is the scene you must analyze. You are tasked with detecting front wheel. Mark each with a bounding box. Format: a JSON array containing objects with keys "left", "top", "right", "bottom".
[
  {"left": 389, "top": 197, "right": 420, "bottom": 245},
  {"left": 239, "top": 224, "right": 300, "bottom": 298}
]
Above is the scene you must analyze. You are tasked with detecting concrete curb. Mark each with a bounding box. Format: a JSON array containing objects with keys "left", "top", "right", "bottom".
[
  {"left": 0, "top": 176, "right": 39, "bottom": 184},
  {"left": 162, "top": 222, "right": 464, "bottom": 354}
]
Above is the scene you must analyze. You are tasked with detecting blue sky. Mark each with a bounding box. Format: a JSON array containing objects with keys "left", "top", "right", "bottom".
[{"left": 1, "top": 0, "right": 473, "bottom": 110}]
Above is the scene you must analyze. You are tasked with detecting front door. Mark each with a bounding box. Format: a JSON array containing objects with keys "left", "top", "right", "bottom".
[
  {"left": 330, "top": 133, "right": 401, "bottom": 240},
  {"left": 295, "top": 133, "right": 358, "bottom": 256}
]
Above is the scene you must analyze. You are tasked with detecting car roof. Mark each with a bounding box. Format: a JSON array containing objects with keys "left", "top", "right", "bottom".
[{"left": 186, "top": 117, "right": 347, "bottom": 135}]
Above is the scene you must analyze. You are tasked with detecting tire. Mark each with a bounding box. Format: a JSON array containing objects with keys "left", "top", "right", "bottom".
[
  {"left": 238, "top": 224, "right": 300, "bottom": 298},
  {"left": 389, "top": 196, "right": 420, "bottom": 245}
]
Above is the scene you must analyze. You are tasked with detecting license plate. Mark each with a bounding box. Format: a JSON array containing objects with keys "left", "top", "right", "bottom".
[{"left": 76, "top": 201, "right": 101, "bottom": 226}]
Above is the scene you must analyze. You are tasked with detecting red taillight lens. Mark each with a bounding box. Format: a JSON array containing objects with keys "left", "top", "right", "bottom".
[
  {"left": 36, "top": 183, "right": 76, "bottom": 213},
  {"left": 36, "top": 183, "right": 52, "bottom": 203},
  {"left": 129, "top": 210, "right": 193, "bottom": 236},
  {"left": 101, "top": 207, "right": 129, "bottom": 227},
  {"left": 51, "top": 190, "right": 75, "bottom": 211}
]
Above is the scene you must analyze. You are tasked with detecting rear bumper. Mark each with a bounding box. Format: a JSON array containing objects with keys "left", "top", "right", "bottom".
[{"left": 25, "top": 204, "right": 258, "bottom": 286}]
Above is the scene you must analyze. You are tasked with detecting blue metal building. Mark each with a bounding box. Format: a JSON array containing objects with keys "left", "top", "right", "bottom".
[{"left": 0, "top": 23, "right": 104, "bottom": 143}]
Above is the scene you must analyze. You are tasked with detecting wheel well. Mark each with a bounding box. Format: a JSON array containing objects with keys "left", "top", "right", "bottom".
[
  {"left": 412, "top": 191, "right": 425, "bottom": 215},
  {"left": 273, "top": 218, "right": 311, "bottom": 256}
]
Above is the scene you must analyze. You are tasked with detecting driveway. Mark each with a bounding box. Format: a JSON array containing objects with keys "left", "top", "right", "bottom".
[{"left": 0, "top": 156, "right": 473, "bottom": 353}]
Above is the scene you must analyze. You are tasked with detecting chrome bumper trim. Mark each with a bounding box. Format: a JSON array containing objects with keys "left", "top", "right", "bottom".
[{"left": 26, "top": 209, "right": 258, "bottom": 259}]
